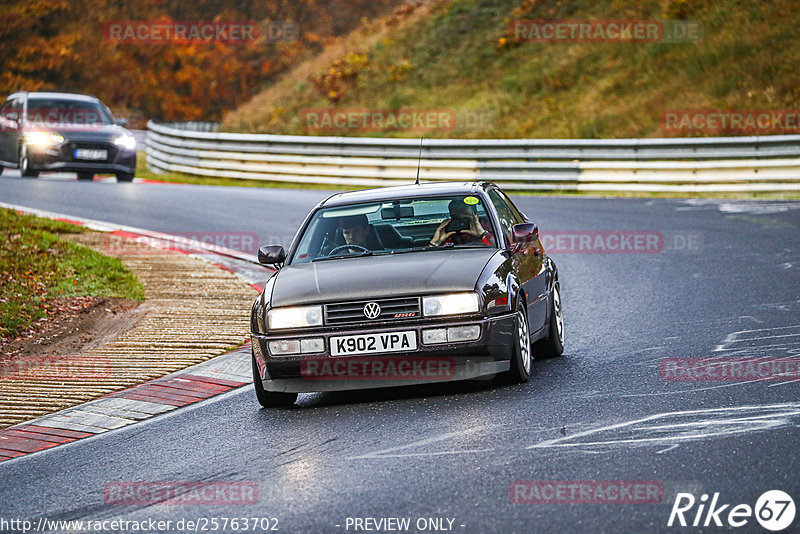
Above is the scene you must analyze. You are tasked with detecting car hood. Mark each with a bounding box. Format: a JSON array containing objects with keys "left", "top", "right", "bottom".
[{"left": 270, "top": 248, "right": 498, "bottom": 307}]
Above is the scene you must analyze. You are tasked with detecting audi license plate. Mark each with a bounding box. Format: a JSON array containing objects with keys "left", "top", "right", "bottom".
[
  {"left": 74, "top": 149, "right": 107, "bottom": 160},
  {"left": 330, "top": 331, "right": 417, "bottom": 356}
]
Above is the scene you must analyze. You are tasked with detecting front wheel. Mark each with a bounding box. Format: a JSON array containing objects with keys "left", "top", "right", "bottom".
[
  {"left": 19, "top": 146, "right": 39, "bottom": 177},
  {"left": 77, "top": 172, "right": 94, "bottom": 181},
  {"left": 500, "top": 301, "right": 532, "bottom": 384},
  {"left": 116, "top": 172, "right": 134, "bottom": 182},
  {"left": 534, "top": 280, "right": 564, "bottom": 359},
  {"left": 252, "top": 353, "right": 297, "bottom": 407}
]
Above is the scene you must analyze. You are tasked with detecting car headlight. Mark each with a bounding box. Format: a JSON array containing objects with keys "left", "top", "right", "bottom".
[
  {"left": 268, "top": 305, "right": 323, "bottom": 329},
  {"left": 423, "top": 292, "right": 480, "bottom": 317},
  {"left": 113, "top": 134, "right": 136, "bottom": 150},
  {"left": 25, "top": 132, "right": 64, "bottom": 148}
]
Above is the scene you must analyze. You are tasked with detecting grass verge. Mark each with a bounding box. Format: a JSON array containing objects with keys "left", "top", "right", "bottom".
[
  {"left": 0, "top": 208, "right": 145, "bottom": 339},
  {"left": 222, "top": 0, "right": 800, "bottom": 140}
]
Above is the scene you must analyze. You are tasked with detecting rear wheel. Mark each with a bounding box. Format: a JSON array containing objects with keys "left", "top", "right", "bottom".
[
  {"left": 19, "top": 146, "right": 39, "bottom": 177},
  {"left": 116, "top": 172, "right": 134, "bottom": 182},
  {"left": 77, "top": 172, "right": 94, "bottom": 181},
  {"left": 500, "top": 301, "right": 532, "bottom": 384},
  {"left": 252, "top": 353, "right": 297, "bottom": 407},
  {"left": 534, "top": 279, "right": 564, "bottom": 359}
]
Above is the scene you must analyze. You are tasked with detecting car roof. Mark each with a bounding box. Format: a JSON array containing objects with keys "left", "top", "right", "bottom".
[
  {"left": 6, "top": 92, "right": 101, "bottom": 103},
  {"left": 320, "top": 181, "right": 496, "bottom": 207}
]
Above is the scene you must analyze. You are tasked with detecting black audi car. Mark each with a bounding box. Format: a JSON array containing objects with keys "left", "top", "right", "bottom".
[
  {"left": 0, "top": 91, "right": 137, "bottom": 181},
  {"left": 250, "top": 181, "right": 564, "bottom": 407}
]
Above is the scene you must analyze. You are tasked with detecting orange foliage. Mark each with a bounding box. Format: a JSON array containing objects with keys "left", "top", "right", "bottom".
[{"left": 0, "top": 0, "right": 402, "bottom": 126}]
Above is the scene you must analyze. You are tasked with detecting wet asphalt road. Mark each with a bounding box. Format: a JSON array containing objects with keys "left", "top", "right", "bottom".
[{"left": 1, "top": 173, "right": 800, "bottom": 533}]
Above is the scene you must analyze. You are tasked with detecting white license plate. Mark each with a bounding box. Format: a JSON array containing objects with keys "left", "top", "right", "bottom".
[
  {"left": 74, "top": 149, "right": 107, "bottom": 160},
  {"left": 330, "top": 331, "right": 417, "bottom": 356}
]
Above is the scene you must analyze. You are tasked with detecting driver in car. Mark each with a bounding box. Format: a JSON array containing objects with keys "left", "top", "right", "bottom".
[
  {"left": 338, "top": 214, "right": 383, "bottom": 252},
  {"left": 429, "top": 199, "right": 495, "bottom": 247}
]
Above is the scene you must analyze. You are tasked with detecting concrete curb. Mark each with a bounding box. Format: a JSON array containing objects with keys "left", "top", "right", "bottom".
[
  {"left": 0, "top": 345, "right": 252, "bottom": 461},
  {"left": 0, "top": 203, "right": 273, "bottom": 462}
]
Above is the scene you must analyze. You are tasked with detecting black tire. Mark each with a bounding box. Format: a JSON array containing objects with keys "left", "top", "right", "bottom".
[
  {"left": 116, "top": 172, "right": 134, "bottom": 182},
  {"left": 500, "top": 300, "right": 532, "bottom": 384},
  {"left": 252, "top": 353, "right": 297, "bottom": 407},
  {"left": 77, "top": 172, "right": 94, "bottom": 181},
  {"left": 19, "top": 146, "right": 39, "bottom": 177},
  {"left": 533, "top": 279, "right": 564, "bottom": 359},
  {"left": 0, "top": 165, "right": 4, "bottom": 176}
]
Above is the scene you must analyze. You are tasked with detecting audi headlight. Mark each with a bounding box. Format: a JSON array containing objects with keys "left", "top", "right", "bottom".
[
  {"left": 268, "top": 305, "right": 323, "bottom": 329},
  {"left": 26, "top": 131, "right": 64, "bottom": 148},
  {"left": 423, "top": 292, "right": 480, "bottom": 317},
  {"left": 113, "top": 134, "right": 136, "bottom": 150}
]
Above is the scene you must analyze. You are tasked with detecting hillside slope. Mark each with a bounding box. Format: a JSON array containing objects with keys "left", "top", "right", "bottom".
[{"left": 222, "top": 0, "right": 800, "bottom": 138}]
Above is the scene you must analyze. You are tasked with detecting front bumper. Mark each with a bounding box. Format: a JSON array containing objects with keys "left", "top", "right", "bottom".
[
  {"left": 251, "top": 313, "right": 516, "bottom": 393},
  {"left": 27, "top": 144, "right": 136, "bottom": 174}
]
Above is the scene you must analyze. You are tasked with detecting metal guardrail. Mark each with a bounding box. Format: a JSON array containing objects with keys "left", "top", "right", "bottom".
[{"left": 145, "top": 121, "right": 800, "bottom": 192}]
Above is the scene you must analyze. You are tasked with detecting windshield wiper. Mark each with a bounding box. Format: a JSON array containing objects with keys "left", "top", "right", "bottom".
[
  {"left": 311, "top": 250, "right": 375, "bottom": 262},
  {"left": 389, "top": 245, "right": 445, "bottom": 255},
  {"left": 389, "top": 243, "right": 490, "bottom": 254}
]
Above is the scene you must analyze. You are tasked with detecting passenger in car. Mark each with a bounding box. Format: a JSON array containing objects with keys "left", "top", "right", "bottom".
[{"left": 429, "top": 199, "right": 495, "bottom": 247}]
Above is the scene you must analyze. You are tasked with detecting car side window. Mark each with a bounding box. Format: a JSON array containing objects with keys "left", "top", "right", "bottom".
[
  {"left": 488, "top": 189, "right": 519, "bottom": 246},
  {"left": 496, "top": 189, "right": 526, "bottom": 223}
]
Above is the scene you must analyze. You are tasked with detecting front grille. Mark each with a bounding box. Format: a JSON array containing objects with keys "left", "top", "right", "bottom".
[{"left": 325, "top": 297, "right": 421, "bottom": 325}]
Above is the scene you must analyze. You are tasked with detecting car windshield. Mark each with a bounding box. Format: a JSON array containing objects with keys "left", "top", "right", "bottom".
[
  {"left": 25, "top": 99, "right": 113, "bottom": 127},
  {"left": 290, "top": 195, "right": 497, "bottom": 264}
]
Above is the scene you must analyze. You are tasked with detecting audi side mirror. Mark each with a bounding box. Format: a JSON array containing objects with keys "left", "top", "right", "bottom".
[
  {"left": 258, "top": 245, "right": 286, "bottom": 265},
  {"left": 510, "top": 223, "right": 539, "bottom": 254},
  {"left": 114, "top": 117, "right": 129, "bottom": 127}
]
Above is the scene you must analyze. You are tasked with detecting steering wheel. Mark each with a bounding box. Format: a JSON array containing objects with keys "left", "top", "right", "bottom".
[{"left": 328, "top": 244, "right": 370, "bottom": 256}]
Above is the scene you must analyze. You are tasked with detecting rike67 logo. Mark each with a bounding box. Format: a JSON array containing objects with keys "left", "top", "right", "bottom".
[{"left": 668, "top": 490, "right": 795, "bottom": 531}]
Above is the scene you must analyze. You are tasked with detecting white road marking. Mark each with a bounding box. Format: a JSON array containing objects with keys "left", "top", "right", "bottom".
[
  {"left": 348, "top": 426, "right": 492, "bottom": 459},
  {"left": 353, "top": 449, "right": 495, "bottom": 459},
  {"left": 527, "top": 402, "right": 800, "bottom": 451},
  {"left": 655, "top": 444, "right": 679, "bottom": 454},
  {"left": 767, "top": 378, "right": 800, "bottom": 388},
  {"left": 714, "top": 325, "right": 800, "bottom": 349},
  {"left": 676, "top": 199, "right": 800, "bottom": 214},
  {"left": 618, "top": 377, "right": 776, "bottom": 397}
]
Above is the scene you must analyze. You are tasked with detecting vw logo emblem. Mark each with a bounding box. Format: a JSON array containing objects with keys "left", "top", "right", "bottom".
[{"left": 363, "top": 302, "right": 381, "bottom": 319}]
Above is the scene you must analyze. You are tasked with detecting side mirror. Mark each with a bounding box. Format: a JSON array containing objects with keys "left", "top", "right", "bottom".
[
  {"left": 510, "top": 223, "right": 539, "bottom": 254},
  {"left": 258, "top": 245, "right": 286, "bottom": 265},
  {"left": 114, "top": 117, "right": 128, "bottom": 127}
]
